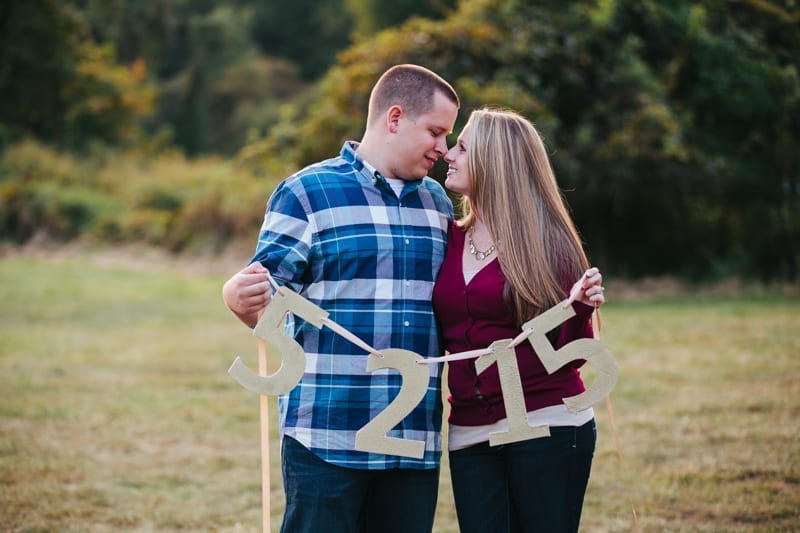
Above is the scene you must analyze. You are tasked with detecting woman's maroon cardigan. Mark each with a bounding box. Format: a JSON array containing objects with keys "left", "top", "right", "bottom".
[{"left": 432, "top": 222, "right": 595, "bottom": 426}]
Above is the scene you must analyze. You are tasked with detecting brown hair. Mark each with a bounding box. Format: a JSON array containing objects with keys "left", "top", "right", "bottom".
[
  {"left": 459, "top": 108, "right": 589, "bottom": 325},
  {"left": 367, "top": 64, "right": 459, "bottom": 124}
]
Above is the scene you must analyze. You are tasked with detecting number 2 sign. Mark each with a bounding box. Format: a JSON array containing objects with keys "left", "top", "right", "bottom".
[{"left": 229, "top": 285, "right": 618, "bottom": 458}]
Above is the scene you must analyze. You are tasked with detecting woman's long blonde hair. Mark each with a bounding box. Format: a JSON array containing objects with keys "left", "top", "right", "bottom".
[{"left": 459, "top": 107, "right": 589, "bottom": 325}]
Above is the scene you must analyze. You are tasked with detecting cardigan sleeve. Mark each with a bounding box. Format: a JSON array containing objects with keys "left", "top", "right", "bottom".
[{"left": 551, "top": 300, "right": 596, "bottom": 369}]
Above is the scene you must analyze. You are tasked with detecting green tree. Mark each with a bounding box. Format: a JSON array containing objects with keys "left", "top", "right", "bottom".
[
  {"left": 242, "top": 0, "right": 800, "bottom": 280},
  {"left": 75, "top": 0, "right": 308, "bottom": 156},
  {"left": 346, "top": 0, "right": 456, "bottom": 36},
  {"left": 160, "top": 5, "right": 261, "bottom": 155},
  {"left": 250, "top": 0, "right": 354, "bottom": 80},
  {"left": 249, "top": 0, "right": 457, "bottom": 80},
  {"left": 0, "top": 0, "right": 79, "bottom": 145},
  {"left": 0, "top": 0, "right": 153, "bottom": 149}
]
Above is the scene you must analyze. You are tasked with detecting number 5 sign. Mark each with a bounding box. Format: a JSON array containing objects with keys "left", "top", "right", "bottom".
[{"left": 229, "top": 285, "right": 618, "bottom": 458}]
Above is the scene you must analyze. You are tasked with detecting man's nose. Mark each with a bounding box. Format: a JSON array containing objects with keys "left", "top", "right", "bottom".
[{"left": 436, "top": 138, "right": 449, "bottom": 157}]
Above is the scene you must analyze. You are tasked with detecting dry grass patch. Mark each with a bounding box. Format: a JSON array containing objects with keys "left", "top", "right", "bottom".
[{"left": 1, "top": 251, "right": 798, "bottom": 531}]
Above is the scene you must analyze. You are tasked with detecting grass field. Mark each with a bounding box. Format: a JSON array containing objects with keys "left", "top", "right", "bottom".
[{"left": 1, "top": 249, "right": 798, "bottom": 532}]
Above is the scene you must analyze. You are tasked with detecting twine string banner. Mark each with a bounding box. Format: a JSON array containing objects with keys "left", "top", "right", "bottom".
[{"left": 229, "top": 279, "right": 618, "bottom": 458}]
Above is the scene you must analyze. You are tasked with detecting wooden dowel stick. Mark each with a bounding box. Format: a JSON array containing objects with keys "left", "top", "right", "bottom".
[{"left": 257, "top": 337, "right": 271, "bottom": 533}]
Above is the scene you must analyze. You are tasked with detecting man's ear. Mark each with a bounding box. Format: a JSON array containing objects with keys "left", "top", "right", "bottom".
[{"left": 386, "top": 105, "right": 403, "bottom": 134}]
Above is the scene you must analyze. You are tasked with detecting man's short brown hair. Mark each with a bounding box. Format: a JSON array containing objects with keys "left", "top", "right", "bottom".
[{"left": 367, "top": 64, "right": 459, "bottom": 124}]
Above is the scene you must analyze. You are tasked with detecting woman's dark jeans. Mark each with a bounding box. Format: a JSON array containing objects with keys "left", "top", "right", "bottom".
[{"left": 449, "top": 419, "right": 596, "bottom": 533}]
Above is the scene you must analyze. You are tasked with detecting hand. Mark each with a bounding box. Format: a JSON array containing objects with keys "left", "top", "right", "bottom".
[
  {"left": 222, "top": 262, "right": 274, "bottom": 327},
  {"left": 565, "top": 267, "right": 605, "bottom": 308}
]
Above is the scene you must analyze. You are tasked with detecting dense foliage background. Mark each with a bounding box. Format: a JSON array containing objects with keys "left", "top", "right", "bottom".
[{"left": 1, "top": 0, "right": 798, "bottom": 280}]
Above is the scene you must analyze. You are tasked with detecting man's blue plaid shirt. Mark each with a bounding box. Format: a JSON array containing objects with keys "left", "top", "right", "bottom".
[{"left": 250, "top": 142, "right": 453, "bottom": 469}]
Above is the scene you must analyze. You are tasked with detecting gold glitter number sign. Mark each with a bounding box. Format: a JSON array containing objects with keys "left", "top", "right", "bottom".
[
  {"left": 521, "top": 301, "right": 618, "bottom": 413},
  {"left": 229, "top": 286, "right": 618, "bottom": 458},
  {"left": 354, "top": 349, "right": 431, "bottom": 459},
  {"left": 228, "top": 286, "right": 328, "bottom": 395}
]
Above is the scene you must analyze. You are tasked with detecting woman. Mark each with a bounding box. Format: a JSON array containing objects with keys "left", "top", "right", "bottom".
[{"left": 432, "top": 107, "right": 605, "bottom": 532}]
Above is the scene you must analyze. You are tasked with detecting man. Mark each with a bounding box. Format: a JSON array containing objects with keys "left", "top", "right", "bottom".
[{"left": 222, "top": 64, "right": 459, "bottom": 532}]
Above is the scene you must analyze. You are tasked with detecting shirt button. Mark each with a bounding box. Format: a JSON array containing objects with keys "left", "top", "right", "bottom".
[
  {"left": 405, "top": 239, "right": 410, "bottom": 245},
  {"left": 404, "top": 321, "right": 410, "bottom": 327},
  {"left": 405, "top": 281, "right": 411, "bottom": 287}
]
